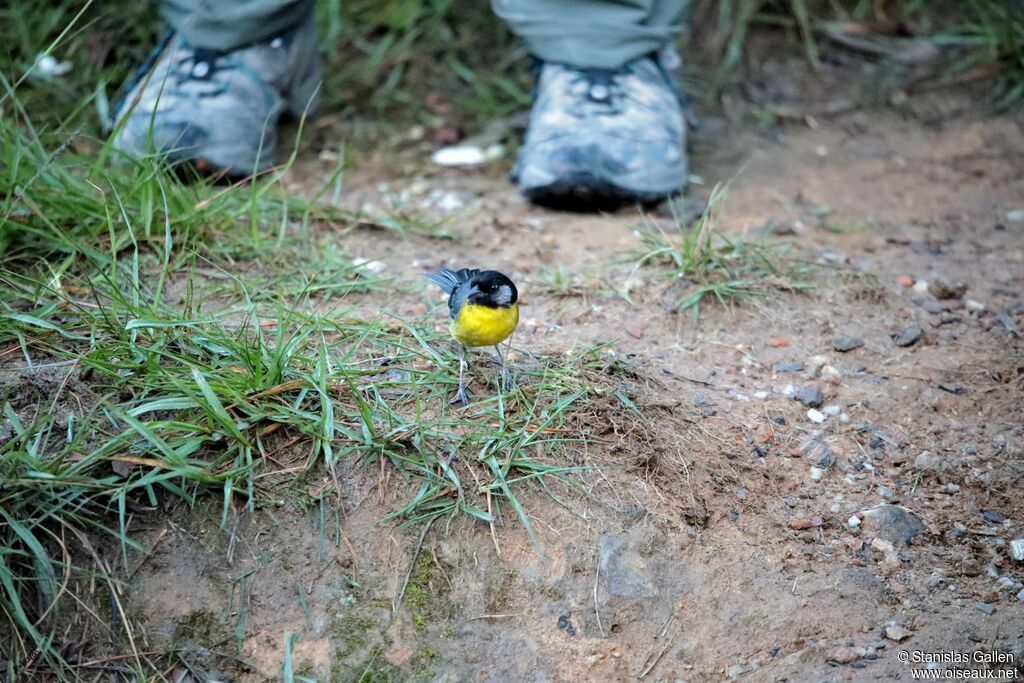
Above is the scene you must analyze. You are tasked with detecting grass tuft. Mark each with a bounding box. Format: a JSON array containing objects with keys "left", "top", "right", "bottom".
[{"left": 628, "top": 184, "right": 812, "bottom": 319}]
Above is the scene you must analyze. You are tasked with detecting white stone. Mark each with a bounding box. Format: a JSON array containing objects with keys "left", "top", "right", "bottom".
[
  {"left": 913, "top": 280, "right": 929, "bottom": 294},
  {"left": 1010, "top": 539, "right": 1024, "bottom": 562},
  {"left": 431, "top": 143, "right": 505, "bottom": 167},
  {"left": 807, "top": 408, "right": 826, "bottom": 423},
  {"left": 966, "top": 299, "right": 986, "bottom": 312},
  {"left": 848, "top": 515, "right": 861, "bottom": 528}
]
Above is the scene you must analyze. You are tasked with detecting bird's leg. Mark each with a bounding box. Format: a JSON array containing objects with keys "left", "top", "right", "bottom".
[
  {"left": 452, "top": 344, "right": 469, "bottom": 405},
  {"left": 496, "top": 343, "right": 514, "bottom": 392}
]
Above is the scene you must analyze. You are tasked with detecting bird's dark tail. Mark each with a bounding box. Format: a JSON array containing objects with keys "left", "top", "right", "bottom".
[{"left": 423, "top": 267, "right": 479, "bottom": 294}]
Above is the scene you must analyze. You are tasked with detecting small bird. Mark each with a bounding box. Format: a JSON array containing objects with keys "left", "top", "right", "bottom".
[{"left": 424, "top": 267, "right": 520, "bottom": 404}]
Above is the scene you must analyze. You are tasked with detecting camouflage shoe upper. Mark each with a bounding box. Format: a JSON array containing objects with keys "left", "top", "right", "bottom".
[
  {"left": 512, "top": 54, "right": 687, "bottom": 210},
  {"left": 111, "top": 14, "right": 321, "bottom": 176}
]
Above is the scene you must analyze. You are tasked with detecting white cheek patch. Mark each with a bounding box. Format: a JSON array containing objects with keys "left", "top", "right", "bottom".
[{"left": 494, "top": 285, "right": 513, "bottom": 306}]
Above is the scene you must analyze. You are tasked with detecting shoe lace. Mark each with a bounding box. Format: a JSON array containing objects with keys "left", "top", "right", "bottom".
[
  {"left": 570, "top": 68, "right": 625, "bottom": 112},
  {"left": 172, "top": 48, "right": 229, "bottom": 95}
]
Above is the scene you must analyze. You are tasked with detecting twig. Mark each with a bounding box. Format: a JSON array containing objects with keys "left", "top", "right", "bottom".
[
  {"left": 392, "top": 519, "right": 435, "bottom": 616},
  {"left": 465, "top": 613, "right": 522, "bottom": 621},
  {"left": 594, "top": 554, "right": 605, "bottom": 637},
  {"left": 637, "top": 631, "right": 675, "bottom": 680},
  {"left": 127, "top": 528, "right": 169, "bottom": 579}
]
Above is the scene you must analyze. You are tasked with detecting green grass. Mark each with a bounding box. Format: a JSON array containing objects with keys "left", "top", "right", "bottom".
[
  {"left": 0, "top": 108, "right": 613, "bottom": 679},
  {"left": 627, "top": 184, "right": 812, "bottom": 319}
]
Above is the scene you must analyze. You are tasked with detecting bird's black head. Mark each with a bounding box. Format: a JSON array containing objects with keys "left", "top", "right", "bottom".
[{"left": 468, "top": 270, "right": 518, "bottom": 308}]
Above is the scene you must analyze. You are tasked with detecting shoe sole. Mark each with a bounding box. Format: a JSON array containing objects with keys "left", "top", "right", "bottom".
[{"left": 522, "top": 172, "right": 684, "bottom": 212}]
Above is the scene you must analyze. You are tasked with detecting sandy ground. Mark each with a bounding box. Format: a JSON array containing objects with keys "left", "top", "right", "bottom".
[{"left": 104, "top": 80, "right": 1024, "bottom": 683}]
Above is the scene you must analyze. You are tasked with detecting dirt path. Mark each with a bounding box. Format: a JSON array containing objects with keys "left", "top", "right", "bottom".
[{"left": 128, "top": 96, "right": 1024, "bottom": 682}]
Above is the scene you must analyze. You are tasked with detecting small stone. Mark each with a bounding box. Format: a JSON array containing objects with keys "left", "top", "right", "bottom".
[
  {"left": 599, "top": 534, "right": 658, "bottom": 598},
  {"left": 832, "top": 336, "right": 865, "bottom": 352},
  {"left": 788, "top": 517, "right": 822, "bottom": 530},
  {"left": 966, "top": 299, "right": 985, "bottom": 312},
  {"left": 877, "top": 485, "right": 895, "bottom": 500},
  {"left": 808, "top": 355, "right": 829, "bottom": 369},
  {"left": 807, "top": 409, "right": 826, "bottom": 424},
  {"left": 797, "top": 386, "right": 825, "bottom": 408},
  {"left": 825, "top": 646, "right": 867, "bottom": 664},
  {"left": 982, "top": 510, "right": 1005, "bottom": 524},
  {"left": 624, "top": 325, "right": 643, "bottom": 339},
  {"left": 846, "top": 537, "right": 864, "bottom": 551},
  {"left": 767, "top": 337, "right": 789, "bottom": 348},
  {"left": 1009, "top": 539, "right": 1024, "bottom": 561},
  {"left": 871, "top": 537, "right": 901, "bottom": 569},
  {"left": 912, "top": 280, "right": 929, "bottom": 294},
  {"left": 927, "top": 279, "right": 968, "bottom": 300},
  {"left": 884, "top": 622, "right": 912, "bottom": 642},
  {"left": 726, "top": 664, "right": 745, "bottom": 679},
  {"left": 773, "top": 362, "right": 804, "bottom": 373},
  {"left": 1005, "top": 209, "right": 1024, "bottom": 223},
  {"left": 891, "top": 325, "right": 924, "bottom": 347},
  {"left": 860, "top": 505, "right": 924, "bottom": 545},
  {"left": 995, "top": 576, "right": 1016, "bottom": 591},
  {"left": 820, "top": 365, "right": 842, "bottom": 384},
  {"left": 823, "top": 404, "right": 841, "bottom": 416},
  {"left": 810, "top": 466, "right": 825, "bottom": 481},
  {"left": 975, "top": 602, "right": 995, "bottom": 615},
  {"left": 1017, "top": 588, "right": 1024, "bottom": 603},
  {"left": 803, "top": 437, "right": 836, "bottom": 468},
  {"left": 848, "top": 515, "right": 862, "bottom": 528},
  {"left": 895, "top": 275, "right": 914, "bottom": 287},
  {"left": 914, "top": 450, "right": 939, "bottom": 471}
]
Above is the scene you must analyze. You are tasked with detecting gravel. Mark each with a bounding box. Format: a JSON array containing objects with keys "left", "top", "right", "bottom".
[
  {"left": 832, "top": 336, "right": 865, "bottom": 352},
  {"left": 891, "top": 325, "right": 924, "bottom": 347},
  {"left": 797, "top": 386, "right": 825, "bottom": 408}
]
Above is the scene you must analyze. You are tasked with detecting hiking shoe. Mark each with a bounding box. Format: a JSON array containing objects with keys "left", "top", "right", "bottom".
[
  {"left": 111, "top": 13, "right": 321, "bottom": 176},
  {"left": 511, "top": 53, "right": 687, "bottom": 210}
]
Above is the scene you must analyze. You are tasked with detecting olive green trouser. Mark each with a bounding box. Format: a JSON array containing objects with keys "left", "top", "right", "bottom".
[{"left": 161, "top": 0, "right": 686, "bottom": 69}]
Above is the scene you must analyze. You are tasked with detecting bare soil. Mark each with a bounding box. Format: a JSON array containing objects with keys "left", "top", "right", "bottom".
[{"left": 110, "top": 71, "right": 1024, "bottom": 681}]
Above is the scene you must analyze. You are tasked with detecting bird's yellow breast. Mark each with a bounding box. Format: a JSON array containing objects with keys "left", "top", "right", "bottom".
[{"left": 451, "top": 303, "right": 519, "bottom": 348}]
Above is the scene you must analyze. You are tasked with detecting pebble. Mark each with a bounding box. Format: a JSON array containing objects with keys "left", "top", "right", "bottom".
[
  {"left": 995, "top": 576, "right": 1016, "bottom": 591},
  {"left": 912, "top": 280, "right": 930, "bottom": 294},
  {"left": 1017, "top": 589, "right": 1024, "bottom": 603},
  {"left": 832, "top": 336, "right": 865, "bottom": 352},
  {"left": 891, "top": 325, "right": 924, "bottom": 347},
  {"left": 788, "top": 516, "right": 823, "bottom": 530},
  {"left": 825, "top": 646, "right": 867, "bottom": 664},
  {"left": 871, "top": 537, "right": 901, "bottom": 569},
  {"left": 1006, "top": 209, "right": 1024, "bottom": 223},
  {"left": 884, "top": 622, "right": 912, "bottom": 642},
  {"left": 966, "top": 299, "right": 985, "bottom": 312},
  {"left": 877, "top": 485, "right": 895, "bottom": 500},
  {"left": 797, "top": 386, "right": 825, "bottom": 408},
  {"left": 808, "top": 355, "right": 829, "bottom": 369},
  {"left": 810, "top": 466, "right": 825, "bottom": 481},
  {"left": 802, "top": 438, "right": 835, "bottom": 471},
  {"left": 599, "top": 534, "right": 658, "bottom": 598},
  {"left": 860, "top": 505, "right": 924, "bottom": 545},
  {"left": 773, "top": 362, "right": 804, "bottom": 373},
  {"left": 895, "top": 275, "right": 914, "bottom": 287},
  {"left": 1010, "top": 539, "right": 1024, "bottom": 562},
  {"left": 820, "top": 365, "right": 842, "bottom": 384},
  {"left": 914, "top": 450, "right": 940, "bottom": 471},
  {"left": 807, "top": 409, "right": 826, "bottom": 424},
  {"left": 778, "top": 383, "right": 798, "bottom": 398},
  {"left": 848, "top": 515, "right": 862, "bottom": 528},
  {"left": 726, "top": 664, "right": 745, "bottom": 679},
  {"left": 927, "top": 279, "right": 967, "bottom": 300},
  {"left": 982, "top": 510, "right": 1005, "bottom": 524},
  {"left": 767, "top": 337, "right": 790, "bottom": 348},
  {"left": 823, "top": 405, "right": 841, "bottom": 416},
  {"left": 975, "top": 602, "right": 995, "bottom": 615}
]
